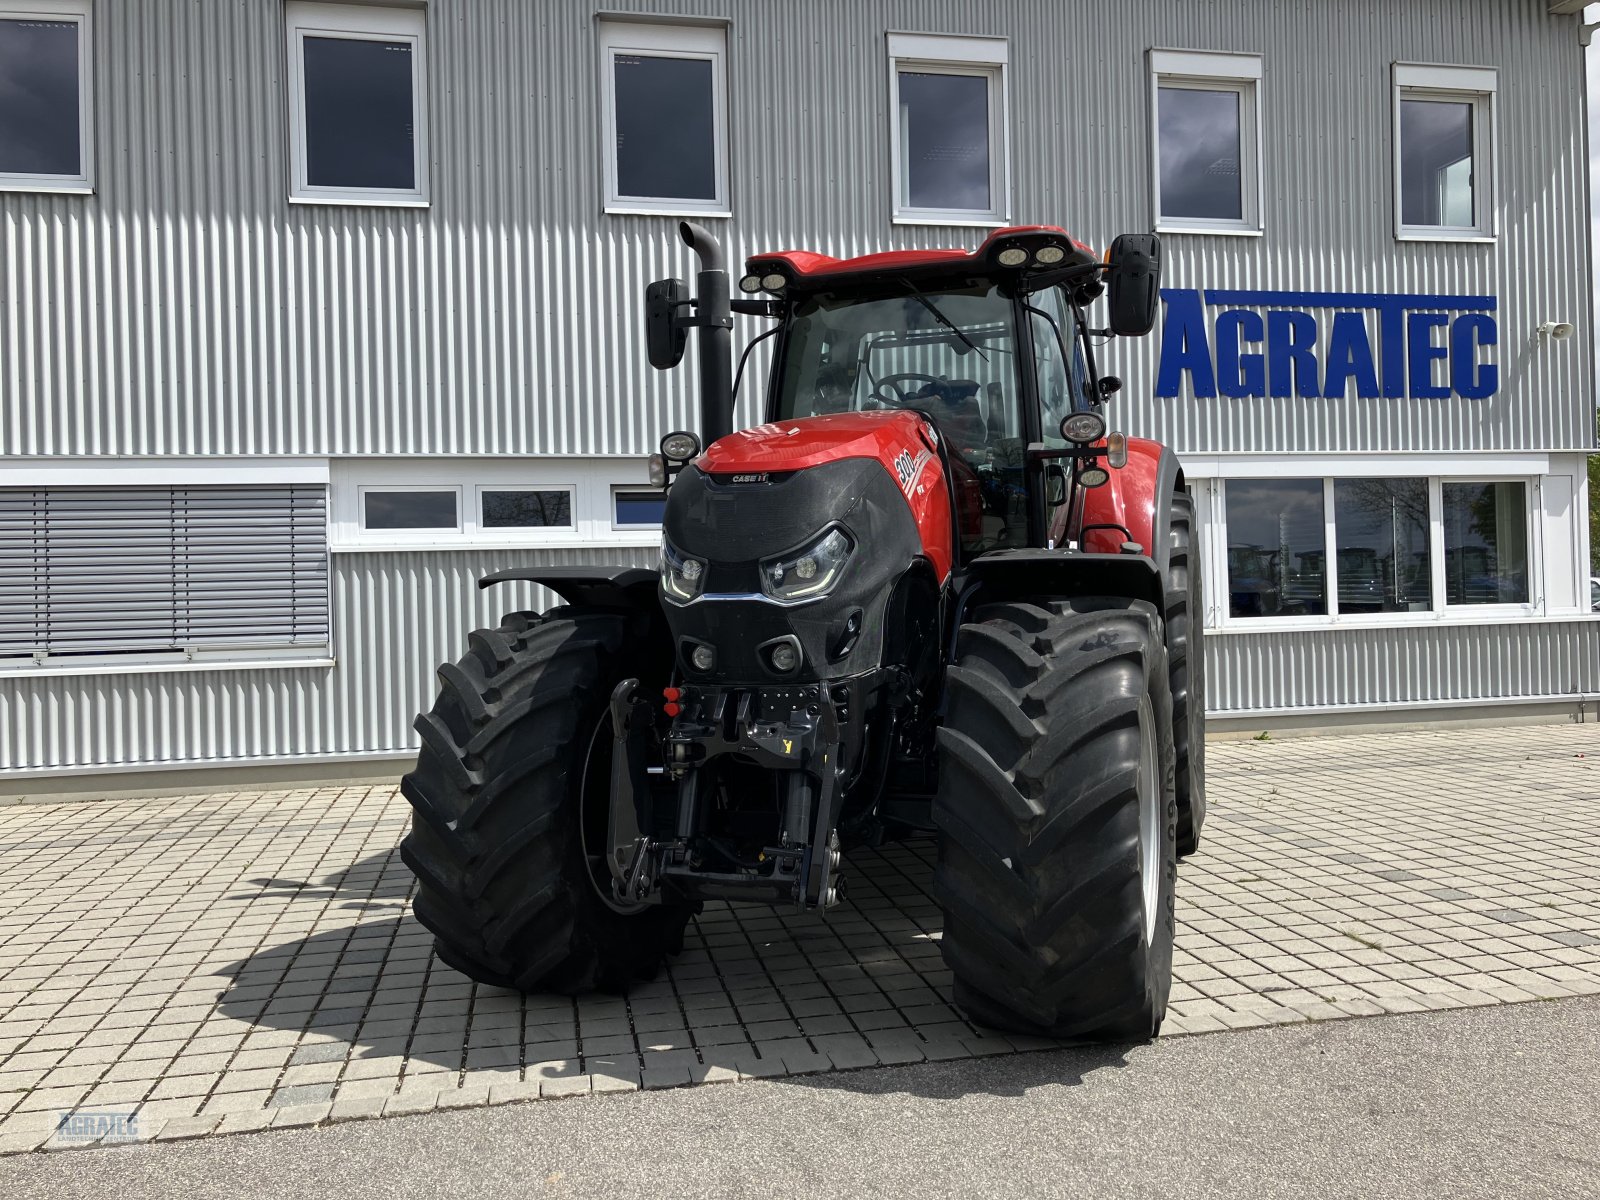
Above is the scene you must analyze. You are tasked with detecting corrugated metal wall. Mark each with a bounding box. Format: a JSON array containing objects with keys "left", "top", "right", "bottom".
[
  {"left": 0, "top": 546, "right": 655, "bottom": 773},
  {"left": 1208, "top": 619, "right": 1600, "bottom": 714},
  {"left": 0, "top": 0, "right": 1590, "bottom": 457}
]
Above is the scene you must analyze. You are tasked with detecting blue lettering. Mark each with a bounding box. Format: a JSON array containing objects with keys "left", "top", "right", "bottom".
[
  {"left": 1378, "top": 299, "right": 1408, "bottom": 398},
  {"left": 1407, "top": 312, "right": 1450, "bottom": 399},
  {"left": 1267, "top": 311, "right": 1320, "bottom": 398},
  {"left": 1451, "top": 313, "right": 1498, "bottom": 400},
  {"left": 1155, "top": 289, "right": 1216, "bottom": 398},
  {"left": 1216, "top": 310, "right": 1266, "bottom": 398},
  {"left": 1322, "top": 312, "right": 1380, "bottom": 399}
]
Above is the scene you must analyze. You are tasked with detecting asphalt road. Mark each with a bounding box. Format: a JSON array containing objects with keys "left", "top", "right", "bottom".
[{"left": 5, "top": 998, "right": 1597, "bottom": 1200}]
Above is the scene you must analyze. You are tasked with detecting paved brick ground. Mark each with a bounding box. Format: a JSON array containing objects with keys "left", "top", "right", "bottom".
[{"left": 1, "top": 723, "right": 1598, "bottom": 1153}]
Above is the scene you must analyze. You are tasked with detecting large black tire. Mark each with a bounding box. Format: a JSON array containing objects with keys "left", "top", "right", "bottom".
[
  {"left": 400, "top": 607, "right": 689, "bottom": 993},
  {"left": 933, "top": 597, "right": 1177, "bottom": 1041},
  {"left": 1168, "top": 490, "right": 1207, "bottom": 857}
]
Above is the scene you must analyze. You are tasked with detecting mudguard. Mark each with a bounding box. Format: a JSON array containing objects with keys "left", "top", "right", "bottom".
[
  {"left": 962, "top": 550, "right": 1164, "bottom": 612},
  {"left": 1075, "top": 438, "right": 1183, "bottom": 584},
  {"left": 478, "top": 565, "right": 659, "bottom": 611}
]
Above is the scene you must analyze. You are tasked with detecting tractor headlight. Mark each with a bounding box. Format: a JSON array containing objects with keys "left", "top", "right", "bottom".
[
  {"left": 760, "top": 526, "right": 854, "bottom": 604},
  {"left": 660, "top": 537, "right": 706, "bottom": 604}
]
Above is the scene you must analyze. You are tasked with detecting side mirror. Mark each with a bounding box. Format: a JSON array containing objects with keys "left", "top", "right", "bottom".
[
  {"left": 1105, "top": 234, "right": 1162, "bottom": 337},
  {"left": 644, "top": 278, "right": 690, "bottom": 370}
]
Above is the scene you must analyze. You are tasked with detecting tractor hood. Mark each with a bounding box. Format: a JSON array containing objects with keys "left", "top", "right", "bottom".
[
  {"left": 691, "top": 411, "right": 953, "bottom": 582},
  {"left": 658, "top": 411, "right": 952, "bottom": 684}
]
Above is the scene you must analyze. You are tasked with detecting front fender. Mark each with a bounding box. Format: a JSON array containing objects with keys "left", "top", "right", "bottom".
[{"left": 1075, "top": 439, "right": 1183, "bottom": 583}]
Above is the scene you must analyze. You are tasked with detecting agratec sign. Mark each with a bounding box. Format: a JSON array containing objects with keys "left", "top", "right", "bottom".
[{"left": 1155, "top": 288, "right": 1499, "bottom": 401}]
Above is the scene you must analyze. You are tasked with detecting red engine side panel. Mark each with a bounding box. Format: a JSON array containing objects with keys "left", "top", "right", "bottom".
[
  {"left": 697, "top": 411, "right": 955, "bottom": 582},
  {"left": 1075, "top": 436, "right": 1167, "bottom": 556}
]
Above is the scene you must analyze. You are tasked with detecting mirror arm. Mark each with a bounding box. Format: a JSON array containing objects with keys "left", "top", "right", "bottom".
[{"left": 730, "top": 299, "right": 783, "bottom": 318}]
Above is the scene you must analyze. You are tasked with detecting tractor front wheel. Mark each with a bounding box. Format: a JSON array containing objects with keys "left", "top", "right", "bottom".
[
  {"left": 933, "top": 597, "right": 1177, "bottom": 1041},
  {"left": 400, "top": 607, "right": 689, "bottom": 993}
]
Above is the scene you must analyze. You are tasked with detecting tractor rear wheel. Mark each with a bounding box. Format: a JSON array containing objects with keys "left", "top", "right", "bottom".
[
  {"left": 933, "top": 597, "right": 1176, "bottom": 1041},
  {"left": 1168, "top": 489, "right": 1207, "bottom": 857},
  {"left": 400, "top": 607, "right": 689, "bottom": 993}
]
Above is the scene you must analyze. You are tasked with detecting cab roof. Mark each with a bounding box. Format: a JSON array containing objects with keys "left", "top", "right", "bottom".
[{"left": 742, "top": 226, "right": 1098, "bottom": 292}]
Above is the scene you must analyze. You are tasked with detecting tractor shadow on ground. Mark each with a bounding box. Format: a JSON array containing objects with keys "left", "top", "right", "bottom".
[{"left": 214, "top": 845, "right": 1139, "bottom": 1100}]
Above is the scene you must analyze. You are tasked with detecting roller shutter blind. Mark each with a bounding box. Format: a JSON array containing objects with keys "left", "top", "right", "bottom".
[{"left": 0, "top": 485, "right": 330, "bottom": 662}]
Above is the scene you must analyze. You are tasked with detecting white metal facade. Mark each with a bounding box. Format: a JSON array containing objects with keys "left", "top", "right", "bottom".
[{"left": 0, "top": 0, "right": 1595, "bottom": 779}]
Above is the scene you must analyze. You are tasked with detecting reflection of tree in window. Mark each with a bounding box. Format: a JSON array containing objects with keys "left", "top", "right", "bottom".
[
  {"left": 1334, "top": 478, "right": 1431, "bottom": 612},
  {"left": 482, "top": 490, "right": 571, "bottom": 529}
]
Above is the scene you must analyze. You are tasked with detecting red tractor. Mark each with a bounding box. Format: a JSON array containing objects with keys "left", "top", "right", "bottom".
[{"left": 401, "top": 222, "right": 1205, "bottom": 1040}]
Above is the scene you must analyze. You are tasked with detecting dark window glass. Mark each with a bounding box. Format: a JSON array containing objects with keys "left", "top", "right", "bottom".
[
  {"left": 364, "top": 490, "right": 456, "bottom": 530},
  {"left": 1333, "top": 479, "right": 1432, "bottom": 613},
  {"left": 1225, "top": 479, "right": 1326, "bottom": 618},
  {"left": 0, "top": 19, "right": 81, "bottom": 177},
  {"left": 614, "top": 492, "right": 667, "bottom": 526},
  {"left": 899, "top": 70, "right": 991, "bottom": 211},
  {"left": 1158, "top": 86, "right": 1243, "bottom": 221},
  {"left": 482, "top": 490, "right": 572, "bottom": 529},
  {"left": 614, "top": 54, "right": 715, "bottom": 201},
  {"left": 302, "top": 36, "right": 415, "bottom": 190},
  {"left": 1443, "top": 482, "right": 1527, "bottom": 605},
  {"left": 1400, "top": 98, "right": 1473, "bottom": 227}
]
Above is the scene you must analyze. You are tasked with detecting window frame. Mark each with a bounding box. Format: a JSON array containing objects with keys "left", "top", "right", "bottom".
[
  {"left": 1147, "top": 49, "right": 1263, "bottom": 237},
  {"left": 0, "top": 0, "right": 94, "bottom": 195},
  {"left": 887, "top": 32, "right": 1010, "bottom": 228},
  {"left": 284, "top": 1, "right": 430, "bottom": 208},
  {"left": 1208, "top": 470, "right": 1541, "bottom": 632},
  {"left": 1392, "top": 63, "right": 1497, "bottom": 243},
  {"left": 598, "top": 19, "right": 730, "bottom": 218}
]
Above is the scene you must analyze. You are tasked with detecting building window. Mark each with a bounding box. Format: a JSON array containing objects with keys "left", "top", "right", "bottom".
[
  {"left": 1442, "top": 481, "right": 1527, "bottom": 605},
  {"left": 1393, "top": 64, "right": 1495, "bottom": 240},
  {"left": 361, "top": 488, "right": 459, "bottom": 531},
  {"left": 480, "top": 488, "right": 574, "bottom": 529},
  {"left": 285, "top": 2, "right": 428, "bottom": 206},
  {"left": 888, "top": 33, "right": 1008, "bottom": 225},
  {"left": 599, "top": 20, "right": 728, "bottom": 216},
  {"left": 1333, "top": 478, "right": 1432, "bottom": 613},
  {"left": 1218, "top": 475, "right": 1533, "bottom": 624},
  {"left": 0, "top": 0, "right": 93, "bottom": 193},
  {"left": 613, "top": 489, "right": 667, "bottom": 528},
  {"left": 0, "top": 485, "right": 330, "bottom": 671},
  {"left": 1149, "top": 50, "right": 1262, "bottom": 235},
  {"left": 1224, "top": 479, "right": 1325, "bottom": 618}
]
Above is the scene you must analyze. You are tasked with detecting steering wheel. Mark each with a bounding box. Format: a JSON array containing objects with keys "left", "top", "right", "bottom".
[{"left": 871, "top": 372, "right": 943, "bottom": 407}]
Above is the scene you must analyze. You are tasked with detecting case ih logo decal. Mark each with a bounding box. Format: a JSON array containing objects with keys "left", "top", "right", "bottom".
[
  {"left": 1155, "top": 288, "right": 1498, "bottom": 401},
  {"left": 893, "top": 448, "right": 932, "bottom": 496}
]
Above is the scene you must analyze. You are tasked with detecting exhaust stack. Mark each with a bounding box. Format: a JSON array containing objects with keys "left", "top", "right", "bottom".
[{"left": 680, "top": 221, "right": 733, "bottom": 445}]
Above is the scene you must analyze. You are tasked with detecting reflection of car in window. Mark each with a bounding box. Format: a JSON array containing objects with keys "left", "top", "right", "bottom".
[
  {"left": 1227, "top": 544, "right": 1281, "bottom": 616},
  {"left": 1335, "top": 546, "right": 1385, "bottom": 613}
]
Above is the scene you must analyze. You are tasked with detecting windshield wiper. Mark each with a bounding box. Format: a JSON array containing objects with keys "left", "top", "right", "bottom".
[{"left": 903, "top": 287, "right": 989, "bottom": 362}]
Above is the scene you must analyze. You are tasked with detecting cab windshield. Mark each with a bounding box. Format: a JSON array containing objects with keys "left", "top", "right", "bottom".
[
  {"left": 772, "top": 283, "right": 1089, "bottom": 553},
  {"left": 773, "top": 284, "right": 1021, "bottom": 461}
]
